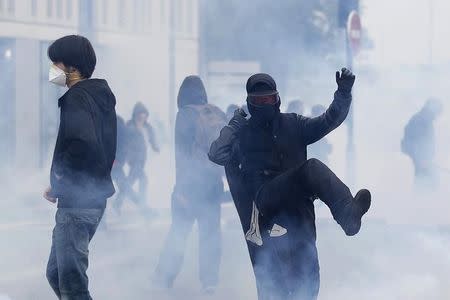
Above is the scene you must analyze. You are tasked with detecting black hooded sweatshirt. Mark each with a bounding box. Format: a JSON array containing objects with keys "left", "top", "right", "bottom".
[
  {"left": 50, "top": 79, "right": 117, "bottom": 208},
  {"left": 174, "top": 76, "right": 224, "bottom": 197},
  {"left": 126, "top": 102, "right": 159, "bottom": 168}
]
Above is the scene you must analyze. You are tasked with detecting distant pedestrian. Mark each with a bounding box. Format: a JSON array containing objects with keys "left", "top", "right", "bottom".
[
  {"left": 402, "top": 98, "right": 443, "bottom": 187},
  {"left": 155, "top": 76, "right": 226, "bottom": 294},
  {"left": 117, "top": 102, "right": 159, "bottom": 216}
]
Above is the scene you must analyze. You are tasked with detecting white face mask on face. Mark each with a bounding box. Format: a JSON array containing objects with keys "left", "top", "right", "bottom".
[{"left": 49, "top": 64, "right": 67, "bottom": 87}]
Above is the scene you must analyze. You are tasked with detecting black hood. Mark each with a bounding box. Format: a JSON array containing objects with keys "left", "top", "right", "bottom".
[
  {"left": 246, "top": 73, "right": 278, "bottom": 96},
  {"left": 177, "top": 76, "right": 208, "bottom": 108},
  {"left": 132, "top": 102, "right": 149, "bottom": 121},
  {"left": 68, "top": 79, "right": 116, "bottom": 111},
  {"left": 246, "top": 73, "right": 280, "bottom": 125}
]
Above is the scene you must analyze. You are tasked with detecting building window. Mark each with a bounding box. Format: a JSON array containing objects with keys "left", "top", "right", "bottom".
[
  {"left": 56, "top": 0, "right": 62, "bottom": 18},
  {"left": 133, "top": 0, "right": 139, "bottom": 30},
  {"left": 0, "top": 39, "right": 16, "bottom": 168},
  {"left": 160, "top": 0, "right": 165, "bottom": 26},
  {"left": 7, "top": 0, "right": 14, "bottom": 14},
  {"left": 47, "top": 0, "right": 53, "bottom": 17},
  {"left": 66, "top": 0, "right": 72, "bottom": 18},
  {"left": 186, "top": 0, "right": 193, "bottom": 34},
  {"left": 146, "top": 0, "right": 152, "bottom": 30},
  {"left": 118, "top": 0, "right": 126, "bottom": 26},
  {"left": 31, "top": 0, "right": 37, "bottom": 16},
  {"left": 175, "top": 0, "right": 183, "bottom": 33},
  {"left": 101, "top": 0, "right": 108, "bottom": 24}
]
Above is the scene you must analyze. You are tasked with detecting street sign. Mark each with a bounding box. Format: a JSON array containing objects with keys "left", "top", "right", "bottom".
[{"left": 347, "top": 10, "right": 362, "bottom": 55}]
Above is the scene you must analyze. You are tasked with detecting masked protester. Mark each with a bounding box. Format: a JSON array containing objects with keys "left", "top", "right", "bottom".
[
  {"left": 209, "top": 69, "right": 371, "bottom": 300},
  {"left": 44, "top": 35, "right": 117, "bottom": 299},
  {"left": 155, "top": 76, "right": 226, "bottom": 294},
  {"left": 401, "top": 98, "right": 443, "bottom": 189},
  {"left": 116, "top": 102, "right": 160, "bottom": 217},
  {"left": 308, "top": 104, "right": 332, "bottom": 164}
]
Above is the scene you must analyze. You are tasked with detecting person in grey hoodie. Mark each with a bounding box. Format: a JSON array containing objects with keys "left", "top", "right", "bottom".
[{"left": 155, "top": 76, "right": 226, "bottom": 293}]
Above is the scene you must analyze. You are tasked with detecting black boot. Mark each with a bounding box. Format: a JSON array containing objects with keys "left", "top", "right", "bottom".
[{"left": 343, "top": 189, "right": 371, "bottom": 236}]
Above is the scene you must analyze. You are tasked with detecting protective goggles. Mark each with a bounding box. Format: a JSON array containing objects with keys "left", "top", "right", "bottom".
[{"left": 247, "top": 92, "right": 279, "bottom": 106}]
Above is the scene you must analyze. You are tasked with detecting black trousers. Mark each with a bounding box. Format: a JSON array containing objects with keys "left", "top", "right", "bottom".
[
  {"left": 113, "top": 164, "right": 153, "bottom": 216},
  {"left": 258, "top": 158, "right": 353, "bottom": 232},
  {"left": 155, "top": 187, "right": 222, "bottom": 288},
  {"left": 254, "top": 158, "right": 354, "bottom": 300}
]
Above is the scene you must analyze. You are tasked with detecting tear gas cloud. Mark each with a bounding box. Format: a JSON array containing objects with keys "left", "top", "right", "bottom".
[{"left": 1, "top": 0, "right": 450, "bottom": 299}]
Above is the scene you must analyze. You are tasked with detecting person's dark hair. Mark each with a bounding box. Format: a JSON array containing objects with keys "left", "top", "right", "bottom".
[{"left": 48, "top": 35, "right": 96, "bottom": 78}]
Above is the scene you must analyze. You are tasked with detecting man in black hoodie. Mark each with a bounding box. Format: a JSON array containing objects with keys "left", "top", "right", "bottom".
[
  {"left": 209, "top": 69, "right": 371, "bottom": 300},
  {"left": 44, "top": 35, "right": 117, "bottom": 299},
  {"left": 155, "top": 76, "right": 226, "bottom": 293}
]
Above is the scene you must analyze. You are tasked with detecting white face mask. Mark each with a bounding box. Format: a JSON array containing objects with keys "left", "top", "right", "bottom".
[{"left": 49, "top": 64, "right": 67, "bottom": 87}]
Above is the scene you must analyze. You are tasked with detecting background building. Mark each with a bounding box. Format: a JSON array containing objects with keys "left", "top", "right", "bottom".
[{"left": 0, "top": 0, "right": 199, "bottom": 171}]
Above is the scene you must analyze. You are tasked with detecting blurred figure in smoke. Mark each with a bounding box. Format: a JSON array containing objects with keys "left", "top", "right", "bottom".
[
  {"left": 286, "top": 99, "right": 304, "bottom": 115},
  {"left": 401, "top": 98, "right": 443, "bottom": 188},
  {"left": 44, "top": 35, "right": 117, "bottom": 299},
  {"left": 308, "top": 104, "right": 332, "bottom": 164},
  {"left": 155, "top": 76, "right": 226, "bottom": 293},
  {"left": 209, "top": 69, "right": 371, "bottom": 300},
  {"left": 226, "top": 104, "right": 240, "bottom": 121},
  {"left": 119, "top": 102, "right": 160, "bottom": 216},
  {"left": 111, "top": 115, "right": 129, "bottom": 214}
]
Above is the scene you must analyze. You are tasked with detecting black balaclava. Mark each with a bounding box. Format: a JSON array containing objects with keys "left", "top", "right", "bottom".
[{"left": 246, "top": 73, "right": 281, "bottom": 126}]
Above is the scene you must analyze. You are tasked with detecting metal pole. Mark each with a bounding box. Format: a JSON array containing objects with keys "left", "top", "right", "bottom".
[
  {"left": 429, "top": 0, "right": 434, "bottom": 65},
  {"left": 169, "top": 0, "right": 176, "bottom": 132},
  {"left": 346, "top": 27, "right": 356, "bottom": 188}
]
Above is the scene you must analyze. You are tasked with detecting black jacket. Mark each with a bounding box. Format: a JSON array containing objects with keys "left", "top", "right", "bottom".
[
  {"left": 175, "top": 76, "right": 207, "bottom": 193},
  {"left": 51, "top": 79, "right": 117, "bottom": 208},
  {"left": 126, "top": 103, "right": 159, "bottom": 168},
  {"left": 209, "top": 89, "right": 351, "bottom": 297},
  {"left": 174, "top": 76, "right": 224, "bottom": 199}
]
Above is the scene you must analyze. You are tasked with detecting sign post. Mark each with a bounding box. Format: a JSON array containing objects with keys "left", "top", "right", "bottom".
[{"left": 345, "top": 10, "right": 361, "bottom": 187}]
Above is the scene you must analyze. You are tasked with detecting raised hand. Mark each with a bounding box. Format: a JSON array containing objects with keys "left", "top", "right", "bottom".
[{"left": 335, "top": 68, "right": 356, "bottom": 94}]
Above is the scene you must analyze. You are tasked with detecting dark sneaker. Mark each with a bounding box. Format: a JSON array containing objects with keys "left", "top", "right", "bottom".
[{"left": 344, "top": 189, "right": 371, "bottom": 236}]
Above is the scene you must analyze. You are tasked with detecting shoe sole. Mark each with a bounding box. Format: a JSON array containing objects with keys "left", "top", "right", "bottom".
[
  {"left": 346, "top": 189, "right": 371, "bottom": 236},
  {"left": 357, "top": 189, "right": 371, "bottom": 217}
]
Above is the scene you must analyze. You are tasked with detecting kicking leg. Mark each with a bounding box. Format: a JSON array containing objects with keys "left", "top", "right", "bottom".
[{"left": 258, "top": 158, "right": 371, "bottom": 236}]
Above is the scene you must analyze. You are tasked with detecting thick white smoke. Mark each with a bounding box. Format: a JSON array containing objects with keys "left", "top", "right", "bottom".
[{"left": 1, "top": 1, "right": 450, "bottom": 299}]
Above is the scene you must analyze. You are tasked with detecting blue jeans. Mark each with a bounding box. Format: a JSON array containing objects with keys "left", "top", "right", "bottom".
[{"left": 46, "top": 208, "right": 104, "bottom": 300}]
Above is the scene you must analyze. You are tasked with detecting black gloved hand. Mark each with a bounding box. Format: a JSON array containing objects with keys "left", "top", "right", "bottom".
[
  {"left": 336, "top": 68, "right": 356, "bottom": 94},
  {"left": 228, "top": 108, "right": 248, "bottom": 131}
]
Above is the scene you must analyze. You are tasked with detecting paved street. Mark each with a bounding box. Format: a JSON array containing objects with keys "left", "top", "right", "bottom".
[{"left": 2, "top": 198, "right": 450, "bottom": 300}]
